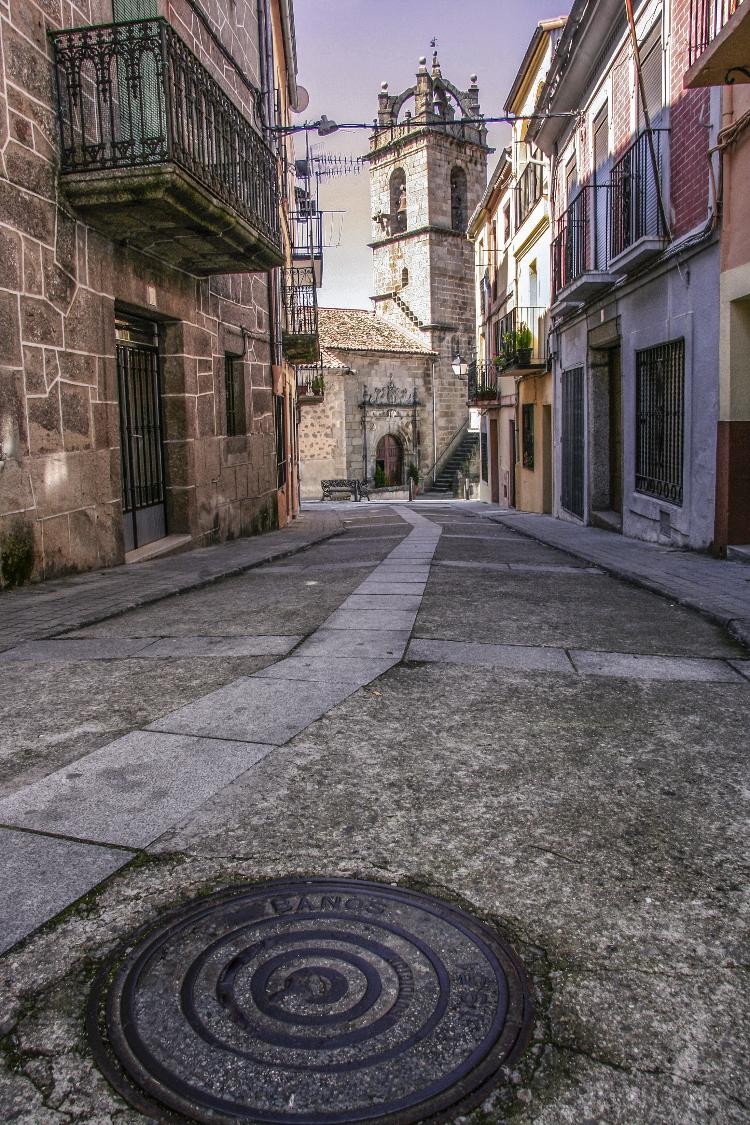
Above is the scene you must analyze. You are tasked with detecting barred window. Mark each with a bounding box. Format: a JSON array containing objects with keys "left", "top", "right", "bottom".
[
  {"left": 635, "top": 339, "right": 685, "bottom": 505},
  {"left": 522, "top": 403, "right": 535, "bottom": 470},
  {"left": 224, "top": 355, "right": 245, "bottom": 437}
]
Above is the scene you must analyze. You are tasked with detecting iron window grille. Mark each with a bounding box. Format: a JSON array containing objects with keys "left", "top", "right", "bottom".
[
  {"left": 635, "top": 339, "right": 685, "bottom": 506},
  {"left": 562, "top": 367, "right": 585, "bottom": 519},
  {"left": 283, "top": 267, "right": 318, "bottom": 337},
  {"left": 522, "top": 404, "right": 535, "bottom": 470},
  {"left": 467, "top": 362, "right": 498, "bottom": 405},
  {"left": 275, "top": 393, "right": 287, "bottom": 489},
  {"left": 224, "top": 355, "right": 245, "bottom": 437},
  {"left": 51, "top": 18, "right": 280, "bottom": 251}
]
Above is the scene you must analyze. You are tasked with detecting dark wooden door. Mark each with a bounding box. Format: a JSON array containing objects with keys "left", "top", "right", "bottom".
[
  {"left": 609, "top": 348, "right": 623, "bottom": 514},
  {"left": 377, "top": 434, "right": 402, "bottom": 485},
  {"left": 489, "top": 417, "right": 500, "bottom": 504}
]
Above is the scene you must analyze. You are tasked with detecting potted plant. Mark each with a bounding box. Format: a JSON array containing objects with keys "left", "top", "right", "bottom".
[
  {"left": 516, "top": 323, "right": 533, "bottom": 367},
  {"left": 311, "top": 374, "right": 325, "bottom": 396}
]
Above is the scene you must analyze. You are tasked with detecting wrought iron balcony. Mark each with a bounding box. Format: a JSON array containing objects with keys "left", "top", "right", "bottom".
[
  {"left": 551, "top": 185, "right": 620, "bottom": 308},
  {"left": 686, "top": 0, "right": 749, "bottom": 85},
  {"left": 282, "top": 267, "right": 319, "bottom": 364},
  {"left": 515, "top": 160, "right": 544, "bottom": 229},
  {"left": 52, "top": 18, "right": 282, "bottom": 275},
  {"left": 609, "top": 130, "right": 669, "bottom": 271},
  {"left": 296, "top": 363, "right": 325, "bottom": 405},
  {"left": 290, "top": 210, "right": 324, "bottom": 287},
  {"left": 491, "top": 306, "right": 547, "bottom": 371},
  {"left": 467, "top": 362, "right": 499, "bottom": 406}
]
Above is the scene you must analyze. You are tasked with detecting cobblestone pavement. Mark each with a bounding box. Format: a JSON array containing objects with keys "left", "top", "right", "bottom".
[{"left": 0, "top": 502, "right": 748, "bottom": 1123}]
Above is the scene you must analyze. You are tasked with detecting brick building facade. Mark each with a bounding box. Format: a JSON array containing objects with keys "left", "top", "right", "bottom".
[{"left": 0, "top": 0, "right": 306, "bottom": 584}]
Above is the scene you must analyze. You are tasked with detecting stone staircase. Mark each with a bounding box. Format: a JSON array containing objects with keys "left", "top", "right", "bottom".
[
  {"left": 425, "top": 430, "right": 479, "bottom": 495},
  {"left": 390, "top": 291, "right": 426, "bottom": 330}
]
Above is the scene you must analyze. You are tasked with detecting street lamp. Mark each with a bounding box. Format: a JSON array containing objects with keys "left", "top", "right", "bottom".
[{"left": 451, "top": 353, "right": 469, "bottom": 378}]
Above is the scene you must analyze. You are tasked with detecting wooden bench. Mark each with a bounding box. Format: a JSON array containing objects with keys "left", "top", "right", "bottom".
[{"left": 321, "top": 479, "right": 370, "bottom": 502}]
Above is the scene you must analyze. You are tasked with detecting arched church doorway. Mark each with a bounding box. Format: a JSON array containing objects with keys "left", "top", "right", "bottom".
[{"left": 375, "top": 434, "right": 403, "bottom": 486}]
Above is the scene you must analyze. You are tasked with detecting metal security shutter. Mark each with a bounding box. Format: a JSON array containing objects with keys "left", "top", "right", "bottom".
[
  {"left": 638, "top": 29, "right": 663, "bottom": 129},
  {"left": 593, "top": 104, "right": 609, "bottom": 269},
  {"left": 112, "top": 0, "right": 157, "bottom": 18}
]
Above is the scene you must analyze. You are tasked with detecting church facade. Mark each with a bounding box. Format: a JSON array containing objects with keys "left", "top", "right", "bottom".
[{"left": 298, "top": 55, "right": 488, "bottom": 499}]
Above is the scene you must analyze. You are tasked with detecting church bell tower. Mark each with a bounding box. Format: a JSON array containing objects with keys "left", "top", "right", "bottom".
[{"left": 368, "top": 53, "right": 489, "bottom": 455}]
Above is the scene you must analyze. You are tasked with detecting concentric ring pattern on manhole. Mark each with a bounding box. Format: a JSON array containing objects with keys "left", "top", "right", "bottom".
[{"left": 89, "top": 879, "right": 531, "bottom": 1124}]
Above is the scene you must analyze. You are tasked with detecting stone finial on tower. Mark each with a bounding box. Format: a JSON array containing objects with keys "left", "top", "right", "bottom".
[
  {"left": 468, "top": 75, "right": 480, "bottom": 116},
  {"left": 431, "top": 51, "right": 442, "bottom": 78},
  {"left": 415, "top": 56, "right": 432, "bottom": 121},
  {"left": 378, "top": 81, "right": 392, "bottom": 127}
]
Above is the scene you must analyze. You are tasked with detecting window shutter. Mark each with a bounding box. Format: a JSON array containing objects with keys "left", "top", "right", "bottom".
[
  {"left": 638, "top": 31, "right": 663, "bottom": 129},
  {"left": 112, "top": 0, "right": 158, "bottom": 17},
  {"left": 593, "top": 105, "right": 609, "bottom": 178}
]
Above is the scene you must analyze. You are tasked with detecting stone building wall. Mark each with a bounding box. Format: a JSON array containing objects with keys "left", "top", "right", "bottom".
[
  {"left": 0, "top": 0, "right": 292, "bottom": 583},
  {"left": 298, "top": 350, "right": 435, "bottom": 500}
]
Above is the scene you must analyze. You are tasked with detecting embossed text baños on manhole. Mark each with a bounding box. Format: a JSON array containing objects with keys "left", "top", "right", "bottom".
[{"left": 88, "top": 879, "right": 531, "bottom": 1124}]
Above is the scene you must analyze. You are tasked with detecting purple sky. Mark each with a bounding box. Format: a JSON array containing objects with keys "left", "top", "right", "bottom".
[{"left": 292, "top": 1, "right": 568, "bottom": 309}]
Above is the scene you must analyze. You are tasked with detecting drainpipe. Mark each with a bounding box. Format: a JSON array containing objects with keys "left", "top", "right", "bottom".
[
  {"left": 431, "top": 359, "right": 437, "bottom": 486},
  {"left": 624, "top": 0, "right": 671, "bottom": 242}
]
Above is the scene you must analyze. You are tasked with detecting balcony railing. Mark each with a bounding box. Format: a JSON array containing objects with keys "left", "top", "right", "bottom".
[
  {"left": 52, "top": 18, "right": 282, "bottom": 274},
  {"left": 467, "top": 362, "right": 499, "bottom": 406},
  {"left": 610, "top": 130, "right": 668, "bottom": 264},
  {"left": 290, "top": 210, "right": 323, "bottom": 286},
  {"left": 515, "top": 161, "right": 544, "bottom": 228},
  {"left": 689, "top": 0, "right": 743, "bottom": 63},
  {"left": 296, "top": 363, "right": 325, "bottom": 405},
  {"left": 492, "top": 306, "right": 547, "bottom": 370},
  {"left": 282, "top": 267, "right": 319, "bottom": 364},
  {"left": 552, "top": 184, "right": 616, "bottom": 301}
]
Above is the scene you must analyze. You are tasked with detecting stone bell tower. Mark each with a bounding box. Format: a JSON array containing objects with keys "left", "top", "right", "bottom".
[{"left": 368, "top": 53, "right": 489, "bottom": 457}]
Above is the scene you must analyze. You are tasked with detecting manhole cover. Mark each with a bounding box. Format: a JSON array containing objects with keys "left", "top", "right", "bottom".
[{"left": 89, "top": 879, "right": 531, "bottom": 1124}]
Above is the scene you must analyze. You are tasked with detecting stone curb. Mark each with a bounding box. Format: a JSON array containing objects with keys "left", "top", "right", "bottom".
[
  {"left": 487, "top": 514, "right": 750, "bottom": 654},
  {"left": 0, "top": 513, "right": 346, "bottom": 649}
]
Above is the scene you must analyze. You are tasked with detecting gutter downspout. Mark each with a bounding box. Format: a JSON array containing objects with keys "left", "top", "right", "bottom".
[{"left": 624, "top": 0, "right": 672, "bottom": 242}]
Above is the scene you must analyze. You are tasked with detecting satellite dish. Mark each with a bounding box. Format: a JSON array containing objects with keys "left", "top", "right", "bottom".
[{"left": 292, "top": 85, "right": 310, "bottom": 114}]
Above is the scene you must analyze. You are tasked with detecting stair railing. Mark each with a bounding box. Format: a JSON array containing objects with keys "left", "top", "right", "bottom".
[{"left": 425, "top": 417, "right": 472, "bottom": 487}]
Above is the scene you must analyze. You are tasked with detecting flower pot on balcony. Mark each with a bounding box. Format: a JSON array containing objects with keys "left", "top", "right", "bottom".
[{"left": 517, "top": 348, "right": 532, "bottom": 368}]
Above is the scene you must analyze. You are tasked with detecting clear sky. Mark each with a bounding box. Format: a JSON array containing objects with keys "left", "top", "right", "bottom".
[{"left": 292, "top": 1, "right": 569, "bottom": 310}]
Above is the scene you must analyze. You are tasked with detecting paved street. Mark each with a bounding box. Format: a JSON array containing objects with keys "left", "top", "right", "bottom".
[{"left": 0, "top": 502, "right": 748, "bottom": 1122}]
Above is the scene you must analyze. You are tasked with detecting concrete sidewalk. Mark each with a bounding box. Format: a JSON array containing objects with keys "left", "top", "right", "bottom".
[
  {"left": 485, "top": 509, "right": 750, "bottom": 649},
  {"left": 0, "top": 511, "right": 344, "bottom": 651}
]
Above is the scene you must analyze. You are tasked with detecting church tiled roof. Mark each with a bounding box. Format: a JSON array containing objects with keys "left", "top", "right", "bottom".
[{"left": 318, "top": 307, "right": 435, "bottom": 355}]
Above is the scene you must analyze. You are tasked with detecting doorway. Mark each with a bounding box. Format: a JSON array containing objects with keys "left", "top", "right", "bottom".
[
  {"left": 608, "top": 347, "right": 623, "bottom": 515},
  {"left": 489, "top": 417, "right": 500, "bottom": 503},
  {"left": 116, "top": 313, "right": 166, "bottom": 552},
  {"left": 542, "top": 404, "right": 553, "bottom": 514},
  {"left": 375, "top": 434, "right": 403, "bottom": 485},
  {"left": 508, "top": 420, "right": 516, "bottom": 508}
]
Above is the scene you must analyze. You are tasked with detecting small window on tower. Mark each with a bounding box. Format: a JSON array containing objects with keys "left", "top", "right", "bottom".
[
  {"left": 390, "top": 168, "right": 407, "bottom": 234},
  {"left": 451, "top": 166, "right": 468, "bottom": 232},
  {"left": 401, "top": 267, "right": 409, "bottom": 288}
]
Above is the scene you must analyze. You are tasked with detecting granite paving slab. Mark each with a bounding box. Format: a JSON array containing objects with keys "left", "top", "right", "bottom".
[
  {"left": 254, "top": 656, "right": 398, "bottom": 685},
  {"left": 0, "top": 732, "right": 273, "bottom": 848},
  {"left": 355, "top": 581, "right": 428, "bottom": 596},
  {"left": 0, "top": 828, "right": 131, "bottom": 955},
  {"left": 406, "top": 638, "right": 574, "bottom": 674},
  {"left": 569, "top": 650, "right": 746, "bottom": 682},
  {"left": 139, "top": 635, "right": 302, "bottom": 658},
  {"left": 323, "top": 608, "right": 418, "bottom": 632},
  {"left": 149, "top": 678, "right": 360, "bottom": 745},
  {"left": 341, "top": 594, "right": 423, "bottom": 611},
  {"left": 296, "top": 629, "right": 411, "bottom": 659},
  {"left": 729, "top": 660, "right": 750, "bottom": 680},
  {"left": 0, "top": 638, "right": 156, "bottom": 661}
]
